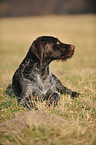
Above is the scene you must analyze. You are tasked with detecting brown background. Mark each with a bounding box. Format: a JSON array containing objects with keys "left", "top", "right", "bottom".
[{"left": 0, "top": 0, "right": 96, "bottom": 17}]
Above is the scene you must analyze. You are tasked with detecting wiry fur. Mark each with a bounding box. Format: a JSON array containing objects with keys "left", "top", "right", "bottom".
[{"left": 12, "top": 36, "right": 79, "bottom": 106}]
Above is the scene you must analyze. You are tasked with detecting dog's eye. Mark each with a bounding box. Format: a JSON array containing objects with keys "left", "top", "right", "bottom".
[{"left": 56, "top": 41, "right": 60, "bottom": 44}]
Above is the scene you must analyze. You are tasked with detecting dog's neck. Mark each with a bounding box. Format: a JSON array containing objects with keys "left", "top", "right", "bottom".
[
  {"left": 33, "top": 61, "right": 50, "bottom": 79},
  {"left": 20, "top": 52, "right": 51, "bottom": 79}
]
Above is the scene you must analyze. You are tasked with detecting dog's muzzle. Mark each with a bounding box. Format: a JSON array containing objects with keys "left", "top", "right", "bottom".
[{"left": 67, "top": 45, "right": 75, "bottom": 57}]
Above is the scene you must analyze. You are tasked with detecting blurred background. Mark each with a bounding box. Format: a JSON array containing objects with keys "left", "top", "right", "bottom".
[{"left": 0, "top": 0, "right": 96, "bottom": 17}]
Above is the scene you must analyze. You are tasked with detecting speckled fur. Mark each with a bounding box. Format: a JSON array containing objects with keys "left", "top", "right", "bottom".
[{"left": 12, "top": 36, "right": 79, "bottom": 106}]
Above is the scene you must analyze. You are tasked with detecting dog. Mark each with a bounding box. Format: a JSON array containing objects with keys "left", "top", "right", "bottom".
[{"left": 12, "top": 36, "right": 79, "bottom": 106}]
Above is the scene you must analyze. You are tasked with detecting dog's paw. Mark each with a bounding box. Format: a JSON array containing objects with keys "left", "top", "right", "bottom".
[{"left": 71, "top": 91, "right": 80, "bottom": 98}]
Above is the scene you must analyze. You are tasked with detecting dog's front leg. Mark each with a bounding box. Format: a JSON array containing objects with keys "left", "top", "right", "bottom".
[
  {"left": 52, "top": 74, "right": 79, "bottom": 98},
  {"left": 48, "top": 92, "right": 60, "bottom": 106}
]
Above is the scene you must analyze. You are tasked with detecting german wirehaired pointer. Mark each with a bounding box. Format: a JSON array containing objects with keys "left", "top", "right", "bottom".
[{"left": 12, "top": 36, "right": 79, "bottom": 106}]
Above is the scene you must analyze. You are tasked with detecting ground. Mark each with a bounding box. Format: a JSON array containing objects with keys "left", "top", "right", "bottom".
[{"left": 0, "top": 15, "right": 96, "bottom": 145}]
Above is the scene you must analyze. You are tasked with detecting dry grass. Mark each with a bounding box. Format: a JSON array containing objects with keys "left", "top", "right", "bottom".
[{"left": 0, "top": 14, "right": 96, "bottom": 145}]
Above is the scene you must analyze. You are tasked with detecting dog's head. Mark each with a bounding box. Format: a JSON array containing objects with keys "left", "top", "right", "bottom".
[{"left": 30, "top": 36, "right": 75, "bottom": 64}]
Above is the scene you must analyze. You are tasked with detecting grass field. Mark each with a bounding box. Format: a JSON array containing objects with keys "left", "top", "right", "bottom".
[{"left": 0, "top": 15, "right": 96, "bottom": 145}]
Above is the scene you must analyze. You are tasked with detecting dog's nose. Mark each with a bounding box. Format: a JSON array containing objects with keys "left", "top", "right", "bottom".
[{"left": 70, "top": 45, "right": 75, "bottom": 50}]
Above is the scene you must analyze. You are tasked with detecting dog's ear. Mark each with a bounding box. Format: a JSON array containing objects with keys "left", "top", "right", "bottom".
[{"left": 30, "top": 40, "right": 44, "bottom": 64}]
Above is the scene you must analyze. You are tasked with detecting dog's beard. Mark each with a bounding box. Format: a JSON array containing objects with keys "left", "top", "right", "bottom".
[{"left": 61, "top": 49, "right": 74, "bottom": 61}]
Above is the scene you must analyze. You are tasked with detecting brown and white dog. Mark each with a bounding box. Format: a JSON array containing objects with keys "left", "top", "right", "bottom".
[{"left": 12, "top": 36, "right": 79, "bottom": 106}]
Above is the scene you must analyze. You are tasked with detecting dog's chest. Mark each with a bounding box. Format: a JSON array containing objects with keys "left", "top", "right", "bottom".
[{"left": 36, "top": 73, "right": 56, "bottom": 95}]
